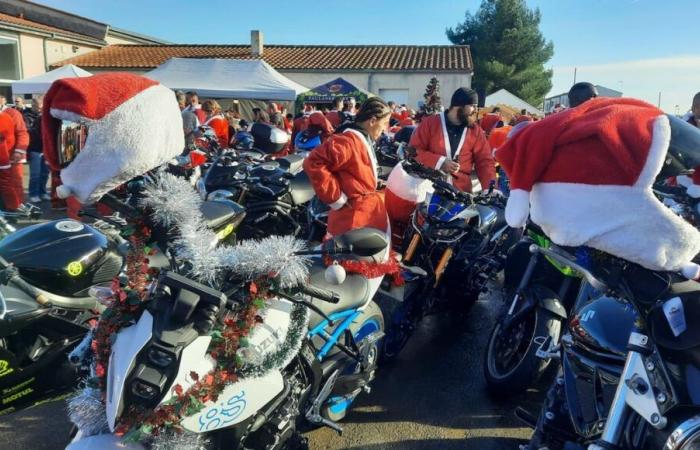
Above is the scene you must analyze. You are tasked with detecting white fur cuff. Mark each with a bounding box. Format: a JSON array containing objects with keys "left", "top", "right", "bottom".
[
  {"left": 435, "top": 156, "right": 446, "bottom": 171},
  {"left": 505, "top": 189, "right": 530, "bottom": 228},
  {"left": 329, "top": 192, "right": 348, "bottom": 210}
]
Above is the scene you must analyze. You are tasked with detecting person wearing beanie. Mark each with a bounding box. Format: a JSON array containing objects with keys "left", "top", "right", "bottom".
[
  {"left": 0, "top": 107, "right": 29, "bottom": 211},
  {"left": 496, "top": 97, "right": 700, "bottom": 279},
  {"left": 42, "top": 72, "right": 184, "bottom": 209},
  {"left": 568, "top": 82, "right": 599, "bottom": 108},
  {"left": 409, "top": 87, "right": 496, "bottom": 192}
]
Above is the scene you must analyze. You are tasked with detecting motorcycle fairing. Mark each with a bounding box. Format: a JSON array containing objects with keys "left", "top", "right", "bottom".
[
  {"left": 106, "top": 311, "right": 153, "bottom": 431},
  {"left": 426, "top": 193, "right": 476, "bottom": 223}
]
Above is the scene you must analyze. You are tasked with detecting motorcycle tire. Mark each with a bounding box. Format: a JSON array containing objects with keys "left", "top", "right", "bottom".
[
  {"left": 484, "top": 305, "right": 561, "bottom": 400},
  {"left": 321, "top": 300, "right": 384, "bottom": 422},
  {"left": 375, "top": 281, "right": 422, "bottom": 362}
]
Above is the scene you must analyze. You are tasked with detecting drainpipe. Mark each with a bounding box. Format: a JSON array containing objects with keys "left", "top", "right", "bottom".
[{"left": 367, "top": 72, "right": 375, "bottom": 94}]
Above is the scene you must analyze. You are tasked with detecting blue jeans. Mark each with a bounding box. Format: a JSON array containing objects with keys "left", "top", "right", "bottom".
[{"left": 28, "top": 152, "right": 49, "bottom": 198}]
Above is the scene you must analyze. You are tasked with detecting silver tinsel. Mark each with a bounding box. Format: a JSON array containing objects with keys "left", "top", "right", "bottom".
[
  {"left": 67, "top": 387, "right": 108, "bottom": 436},
  {"left": 149, "top": 430, "right": 212, "bottom": 450},
  {"left": 139, "top": 172, "right": 310, "bottom": 286}
]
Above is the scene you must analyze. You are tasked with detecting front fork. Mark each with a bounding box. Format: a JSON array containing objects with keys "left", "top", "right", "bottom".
[{"left": 589, "top": 331, "right": 671, "bottom": 450}]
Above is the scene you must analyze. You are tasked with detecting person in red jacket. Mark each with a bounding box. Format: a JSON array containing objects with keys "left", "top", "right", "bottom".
[
  {"left": 202, "top": 100, "right": 229, "bottom": 149},
  {"left": 324, "top": 97, "right": 345, "bottom": 129},
  {"left": 410, "top": 87, "right": 496, "bottom": 193},
  {"left": 0, "top": 108, "right": 28, "bottom": 211},
  {"left": 304, "top": 97, "right": 391, "bottom": 237}
]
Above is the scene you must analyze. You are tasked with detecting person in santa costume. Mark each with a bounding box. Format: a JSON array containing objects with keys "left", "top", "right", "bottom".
[
  {"left": 202, "top": 99, "right": 229, "bottom": 149},
  {"left": 496, "top": 97, "right": 700, "bottom": 279},
  {"left": 0, "top": 107, "right": 29, "bottom": 211},
  {"left": 410, "top": 87, "right": 496, "bottom": 193},
  {"left": 41, "top": 72, "right": 184, "bottom": 210},
  {"left": 304, "top": 97, "right": 391, "bottom": 237}
]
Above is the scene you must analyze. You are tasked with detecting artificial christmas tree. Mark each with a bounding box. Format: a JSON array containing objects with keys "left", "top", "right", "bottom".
[{"left": 421, "top": 77, "right": 442, "bottom": 115}]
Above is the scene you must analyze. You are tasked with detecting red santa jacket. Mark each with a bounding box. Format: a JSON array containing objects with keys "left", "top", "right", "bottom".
[
  {"left": 204, "top": 115, "right": 229, "bottom": 149},
  {"left": 410, "top": 113, "right": 496, "bottom": 192},
  {"left": 4, "top": 108, "right": 29, "bottom": 153},
  {"left": 303, "top": 128, "right": 388, "bottom": 236},
  {"left": 325, "top": 110, "right": 343, "bottom": 129},
  {"left": 0, "top": 112, "right": 16, "bottom": 169}
]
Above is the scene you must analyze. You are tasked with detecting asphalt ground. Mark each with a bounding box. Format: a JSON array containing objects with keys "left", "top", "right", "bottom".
[{"left": 0, "top": 170, "right": 545, "bottom": 449}]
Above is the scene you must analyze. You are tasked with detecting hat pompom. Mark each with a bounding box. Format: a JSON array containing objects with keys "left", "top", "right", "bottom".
[{"left": 505, "top": 189, "right": 530, "bottom": 228}]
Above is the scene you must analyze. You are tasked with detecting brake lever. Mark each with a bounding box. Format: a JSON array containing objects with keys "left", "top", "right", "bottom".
[{"left": 270, "top": 289, "right": 335, "bottom": 326}]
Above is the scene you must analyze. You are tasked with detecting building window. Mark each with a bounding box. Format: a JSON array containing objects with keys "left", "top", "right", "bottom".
[{"left": 0, "top": 35, "right": 21, "bottom": 82}]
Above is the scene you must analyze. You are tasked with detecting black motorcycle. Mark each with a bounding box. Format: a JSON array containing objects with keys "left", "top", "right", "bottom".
[
  {"left": 380, "top": 158, "right": 519, "bottom": 359},
  {"left": 483, "top": 223, "right": 587, "bottom": 398},
  {"left": 521, "top": 245, "right": 700, "bottom": 450}
]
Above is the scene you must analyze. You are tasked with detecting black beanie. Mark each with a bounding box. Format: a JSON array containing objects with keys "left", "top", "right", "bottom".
[{"left": 450, "top": 87, "right": 478, "bottom": 108}]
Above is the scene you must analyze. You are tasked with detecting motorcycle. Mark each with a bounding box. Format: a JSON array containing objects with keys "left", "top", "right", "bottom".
[
  {"left": 520, "top": 245, "right": 700, "bottom": 450},
  {"left": 0, "top": 203, "right": 42, "bottom": 240},
  {"left": 67, "top": 227, "right": 389, "bottom": 450},
  {"left": 483, "top": 223, "right": 586, "bottom": 398},
  {"left": 379, "top": 158, "right": 519, "bottom": 359}
]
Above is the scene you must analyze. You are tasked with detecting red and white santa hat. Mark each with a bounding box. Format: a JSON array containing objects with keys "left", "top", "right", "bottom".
[
  {"left": 496, "top": 97, "right": 700, "bottom": 279},
  {"left": 42, "top": 72, "right": 184, "bottom": 203},
  {"left": 675, "top": 168, "right": 700, "bottom": 198}
]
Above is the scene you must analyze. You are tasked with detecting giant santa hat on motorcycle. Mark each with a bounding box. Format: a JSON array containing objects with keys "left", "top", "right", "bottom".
[
  {"left": 42, "top": 72, "right": 184, "bottom": 204},
  {"left": 496, "top": 97, "right": 700, "bottom": 279}
]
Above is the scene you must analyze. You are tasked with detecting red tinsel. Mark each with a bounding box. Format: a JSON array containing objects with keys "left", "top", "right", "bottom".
[{"left": 324, "top": 253, "right": 405, "bottom": 286}]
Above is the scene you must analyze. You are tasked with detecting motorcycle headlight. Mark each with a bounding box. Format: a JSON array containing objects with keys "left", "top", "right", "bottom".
[
  {"left": 147, "top": 347, "right": 175, "bottom": 368},
  {"left": 665, "top": 415, "right": 700, "bottom": 450},
  {"left": 131, "top": 380, "right": 159, "bottom": 401}
]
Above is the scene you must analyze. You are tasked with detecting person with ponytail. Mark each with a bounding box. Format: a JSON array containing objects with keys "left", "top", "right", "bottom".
[{"left": 304, "top": 97, "right": 391, "bottom": 237}]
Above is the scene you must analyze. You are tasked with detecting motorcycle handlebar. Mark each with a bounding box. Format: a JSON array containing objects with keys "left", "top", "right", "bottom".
[
  {"left": 297, "top": 284, "right": 340, "bottom": 304},
  {"left": 0, "top": 256, "right": 50, "bottom": 307},
  {"left": 528, "top": 245, "right": 608, "bottom": 292}
]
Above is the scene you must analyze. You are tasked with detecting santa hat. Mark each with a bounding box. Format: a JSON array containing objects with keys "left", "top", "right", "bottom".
[
  {"left": 385, "top": 162, "right": 433, "bottom": 245},
  {"left": 496, "top": 97, "right": 700, "bottom": 278},
  {"left": 42, "top": 73, "right": 184, "bottom": 203}
]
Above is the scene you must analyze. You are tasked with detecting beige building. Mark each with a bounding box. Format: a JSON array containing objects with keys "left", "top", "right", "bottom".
[
  {"left": 0, "top": 0, "right": 167, "bottom": 99},
  {"left": 54, "top": 31, "right": 474, "bottom": 109}
]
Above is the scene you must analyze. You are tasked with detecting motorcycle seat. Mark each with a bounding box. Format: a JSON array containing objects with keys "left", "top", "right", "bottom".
[
  {"left": 277, "top": 155, "right": 304, "bottom": 174},
  {"left": 199, "top": 201, "right": 238, "bottom": 229},
  {"left": 307, "top": 258, "right": 371, "bottom": 326},
  {"left": 289, "top": 171, "right": 315, "bottom": 206}
]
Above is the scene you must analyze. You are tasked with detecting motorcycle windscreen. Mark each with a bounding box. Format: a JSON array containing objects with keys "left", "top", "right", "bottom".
[
  {"left": 659, "top": 114, "right": 700, "bottom": 179},
  {"left": 58, "top": 120, "right": 88, "bottom": 168}
]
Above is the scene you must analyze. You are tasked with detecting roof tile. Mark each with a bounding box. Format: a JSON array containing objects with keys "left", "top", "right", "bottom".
[{"left": 52, "top": 44, "right": 473, "bottom": 71}]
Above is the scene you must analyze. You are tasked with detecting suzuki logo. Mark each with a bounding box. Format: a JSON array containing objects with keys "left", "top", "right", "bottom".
[{"left": 580, "top": 311, "right": 596, "bottom": 322}]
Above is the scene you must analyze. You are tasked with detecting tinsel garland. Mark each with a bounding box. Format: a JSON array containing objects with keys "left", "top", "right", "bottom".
[
  {"left": 324, "top": 253, "right": 405, "bottom": 286},
  {"left": 140, "top": 171, "right": 309, "bottom": 287}
]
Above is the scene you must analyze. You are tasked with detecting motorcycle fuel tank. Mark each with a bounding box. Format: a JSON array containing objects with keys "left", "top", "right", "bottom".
[
  {"left": 569, "top": 295, "right": 638, "bottom": 358},
  {"left": 0, "top": 220, "right": 123, "bottom": 298}
]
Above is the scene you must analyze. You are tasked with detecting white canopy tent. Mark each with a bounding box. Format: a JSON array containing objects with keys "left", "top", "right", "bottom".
[
  {"left": 145, "top": 58, "right": 308, "bottom": 101},
  {"left": 11, "top": 65, "right": 92, "bottom": 95},
  {"left": 485, "top": 88, "right": 543, "bottom": 116}
]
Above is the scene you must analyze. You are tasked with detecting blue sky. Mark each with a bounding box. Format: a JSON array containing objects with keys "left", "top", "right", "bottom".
[{"left": 40, "top": 0, "right": 699, "bottom": 112}]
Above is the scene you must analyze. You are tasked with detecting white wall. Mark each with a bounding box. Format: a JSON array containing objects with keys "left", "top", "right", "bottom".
[{"left": 281, "top": 71, "right": 472, "bottom": 109}]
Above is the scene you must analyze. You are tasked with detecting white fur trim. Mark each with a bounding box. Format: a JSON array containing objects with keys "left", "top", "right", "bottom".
[
  {"left": 0, "top": 164, "right": 11, "bottom": 170},
  {"left": 56, "top": 184, "right": 72, "bottom": 199},
  {"left": 386, "top": 162, "right": 433, "bottom": 202},
  {"left": 439, "top": 112, "right": 466, "bottom": 158},
  {"left": 635, "top": 115, "right": 671, "bottom": 188},
  {"left": 505, "top": 189, "right": 530, "bottom": 228},
  {"left": 343, "top": 128, "right": 377, "bottom": 185},
  {"left": 54, "top": 84, "right": 184, "bottom": 203},
  {"left": 681, "top": 263, "right": 700, "bottom": 280},
  {"left": 529, "top": 182, "right": 700, "bottom": 272},
  {"left": 435, "top": 155, "right": 446, "bottom": 171},
  {"left": 329, "top": 192, "right": 348, "bottom": 210},
  {"left": 13, "top": 149, "right": 25, "bottom": 154}
]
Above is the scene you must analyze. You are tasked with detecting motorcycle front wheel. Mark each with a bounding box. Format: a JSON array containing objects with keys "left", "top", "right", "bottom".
[{"left": 484, "top": 303, "right": 561, "bottom": 399}]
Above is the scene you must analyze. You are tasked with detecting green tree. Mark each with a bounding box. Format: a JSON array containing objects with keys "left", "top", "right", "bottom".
[
  {"left": 422, "top": 77, "right": 442, "bottom": 115},
  {"left": 447, "top": 0, "right": 554, "bottom": 106}
]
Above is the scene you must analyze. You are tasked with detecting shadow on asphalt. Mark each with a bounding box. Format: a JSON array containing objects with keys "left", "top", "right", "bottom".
[{"left": 341, "top": 437, "right": 528, "bottom": 450}]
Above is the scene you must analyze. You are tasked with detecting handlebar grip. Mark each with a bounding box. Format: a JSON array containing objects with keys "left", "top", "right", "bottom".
[
  {"left": 298, "top": 284, "right": 341, "bottom": 304},
  {"left": 10, "top": 273, "right": 50, "bottom": 307}
]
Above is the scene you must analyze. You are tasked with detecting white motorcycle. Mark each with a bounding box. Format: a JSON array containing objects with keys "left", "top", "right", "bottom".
[{"left": 67, "top": 228, "right": 388, "bottom": 450}]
